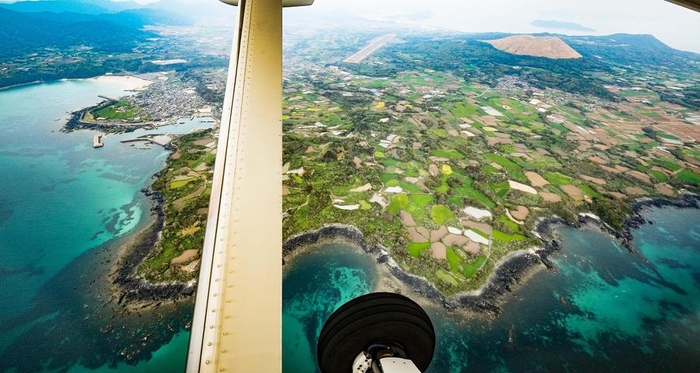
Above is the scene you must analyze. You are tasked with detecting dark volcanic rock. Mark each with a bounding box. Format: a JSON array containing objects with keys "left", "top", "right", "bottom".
[
  {"left": 112, "top": 186, "right": 195, "bottom": 305},
  {"left": 280, "top": 194, "right": 700, "bottom": 317},
  {"left": 282, "top": 224, "right": 550, "bottom": 317}
]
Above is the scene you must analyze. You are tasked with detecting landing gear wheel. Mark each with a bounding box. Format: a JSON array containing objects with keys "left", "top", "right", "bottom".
[{"left": 317, "top": 292, "right": 436, "bottom": 373}]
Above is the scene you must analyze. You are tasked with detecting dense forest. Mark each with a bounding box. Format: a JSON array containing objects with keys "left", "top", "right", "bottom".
[
  {"left": 561, "top": 33, "right": 700, "bottom": 70},
  {"left": 0, "top": 8, "right": 155, "bottom": 59}
]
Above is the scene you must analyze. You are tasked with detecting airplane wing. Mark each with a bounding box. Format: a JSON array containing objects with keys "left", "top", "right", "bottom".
[
  {"left": 186, "top": 0, "right": 312, "bottom": 372},
  {"left": 666, "top": 0, "right": 700, "bottom": 12}
]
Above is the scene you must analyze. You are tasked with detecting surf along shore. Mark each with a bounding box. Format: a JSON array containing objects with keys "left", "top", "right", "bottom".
[{"left": 282, "top": 193, "right": 700, "bottom": 317}]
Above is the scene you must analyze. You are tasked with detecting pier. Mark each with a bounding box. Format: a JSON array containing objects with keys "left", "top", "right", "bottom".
[
  {"left": 121, "top": 134, "right": 173, "bottom": 147},
  {"left": 92, "top": 135, "right": 104, "bottom": 148}
]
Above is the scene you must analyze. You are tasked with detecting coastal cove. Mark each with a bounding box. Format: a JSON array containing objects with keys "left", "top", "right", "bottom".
[
  {"left": 283, "top": 198, "right": 700, "bottom": 372},
  {"left": 0, "top": 78, "right": 197, "bottom": 372},
  {"left": 283, "top": 194, "right": 700, "bottom": 314}
]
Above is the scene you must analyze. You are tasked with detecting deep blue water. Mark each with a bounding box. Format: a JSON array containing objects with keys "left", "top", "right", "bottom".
[{"left": 283, "top": 208, "right": 700, "bottom": 372}]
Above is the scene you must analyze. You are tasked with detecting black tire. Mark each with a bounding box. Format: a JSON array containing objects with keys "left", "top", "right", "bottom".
[{"left": 317, "top": 292, "right": 436, "bottom": 373}]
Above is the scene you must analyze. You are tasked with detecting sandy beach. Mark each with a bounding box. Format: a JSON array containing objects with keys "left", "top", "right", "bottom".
[
  {"left": 86, "top": 75, "right": 153, "bottom": 90},
  {"left": 1, "top": 75, "right": 153, "bottom": 92}
]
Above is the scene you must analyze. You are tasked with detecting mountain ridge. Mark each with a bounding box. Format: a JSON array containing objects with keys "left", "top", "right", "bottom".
[
  {"left": 560, "top": 33, "right": 700, "bottom": 68},
  {"left": 0, "top": 0, "right": 190, "bottom": 26},
  {"left": 0, "top": 7, "right": 154, "bottom": 59},
  {"left": 0, "top": 0, "right": 141, "bottom": 14}
]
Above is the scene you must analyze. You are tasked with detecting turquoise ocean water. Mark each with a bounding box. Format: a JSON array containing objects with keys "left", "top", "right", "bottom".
[
  {"left": 0, "top": 80, "right": 198, "bottom": 373},
  {"left": 284, "top": 208, "right": 700, "bottom": 372}
]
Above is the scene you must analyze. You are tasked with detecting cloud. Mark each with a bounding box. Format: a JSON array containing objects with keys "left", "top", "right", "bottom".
[
  {"left": 531, "top": 20, "right": 595, "bottom": 32},
  {"left": 400, "top": 10, "right": 434, "bottom": 21}
]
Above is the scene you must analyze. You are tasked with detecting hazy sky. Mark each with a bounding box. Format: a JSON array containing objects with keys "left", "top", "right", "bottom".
[
  {"left": 306, "top": 0, "right": 700, "bottom": 53},
  {"left": 2, "top": 0, "right": 698, "bottom": 52}
]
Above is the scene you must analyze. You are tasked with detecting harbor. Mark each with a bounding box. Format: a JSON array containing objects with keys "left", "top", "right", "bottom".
[{"left": 120, "top": 135, "right": 173, "bottom": 147}]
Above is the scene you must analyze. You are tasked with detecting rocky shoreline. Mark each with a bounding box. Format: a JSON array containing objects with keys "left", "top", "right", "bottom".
[
  {"left": 110, "top": 189, "right": 699, "bottom": 311},
  {"left": 281, "top": 193, "right": 700, "bottom": 317},
  {"left": 282, "top": 223, "right": 542, "bottom": 316},
  {"left": 110, "top": 186, "right": 197, "bottom": 308}
]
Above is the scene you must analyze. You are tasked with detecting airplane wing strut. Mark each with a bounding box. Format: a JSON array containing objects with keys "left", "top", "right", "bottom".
[{"left": 186, "top": 0, "right": 283, "bottom": 371}]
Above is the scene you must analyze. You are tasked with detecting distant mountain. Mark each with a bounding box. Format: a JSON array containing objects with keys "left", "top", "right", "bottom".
[
  {"left": 75, "top": 0, "right": 143, "bottom": 12},
  {"left": 0, "top": 0, "right": 137, "bottom": 14},
  {"left": 0, "top": 7, "right": 153, "bottom": 59},
  {"left": 115, "top": 8, "right": 190, "bottom": 27},
  {"left": 561, "top": 33, "right": 700, "bottom": 69},
  {"left": 24, "top": 8, "right": 189, "bottom": 27},
  {"left": 483, "top": 35, "right": 583, "bottom": 60},
  {"left": 145, "top": 0, "right": 236, "bottom": 19},
  {"left": 0, "top": 0, "right": 149, "bottom": 14},
  {"left": 0, "top": 0, "right": 190, "bottom": 26},
  {"left": 0, "top": 0, "right": 194, "bottom": 60},
  {"left": 0, "top": 0, "right": 109, "bottom": 14}
]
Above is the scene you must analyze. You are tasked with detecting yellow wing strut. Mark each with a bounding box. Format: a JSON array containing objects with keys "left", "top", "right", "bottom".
[{"left": 187, "top": 0, "right": 289, "bottom": 371}]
